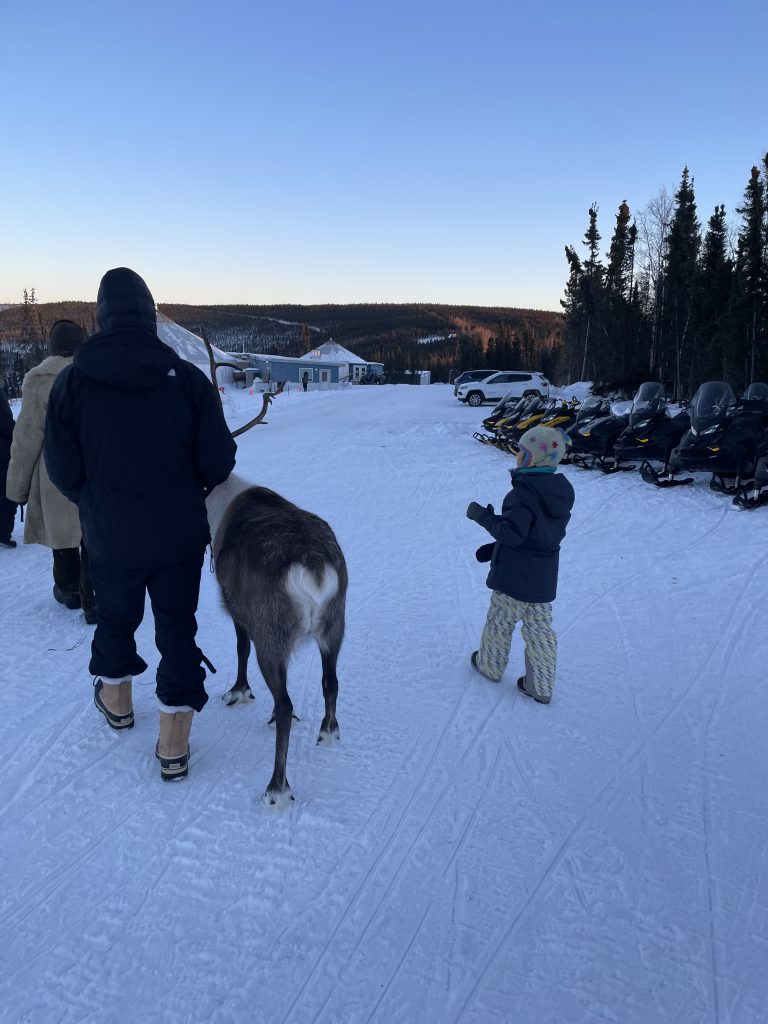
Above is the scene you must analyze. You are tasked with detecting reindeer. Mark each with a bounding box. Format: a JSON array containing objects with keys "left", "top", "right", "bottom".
[{"left": 206, "top": 474, "right": 348, "bottom": 806}]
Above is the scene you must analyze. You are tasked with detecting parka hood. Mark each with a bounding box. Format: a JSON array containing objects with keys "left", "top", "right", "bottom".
[
  {"left": 95, "top": 267, "right": 156, "bottom": 333},
  {"left": 73, "top": 329, "right": 180, "bottom": 391}
]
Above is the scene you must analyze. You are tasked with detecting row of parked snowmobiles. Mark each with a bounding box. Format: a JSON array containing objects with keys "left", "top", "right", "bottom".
[{"left": 473, "top": 381, "right": 768, "bottom": 510}]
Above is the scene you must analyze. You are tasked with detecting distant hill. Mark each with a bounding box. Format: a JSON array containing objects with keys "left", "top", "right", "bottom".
[
  {"left": 0, "top": 301, "right": 565, "bottom": 387},
  {"left": 159, "top": 302, "right": 564, "bottom": 384}
]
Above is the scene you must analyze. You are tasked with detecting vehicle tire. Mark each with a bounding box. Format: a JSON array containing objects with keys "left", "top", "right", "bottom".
[
  {"left": 467, "top": 392, "right": 484, "bottom": 407},
  {"left": 523, "top": 390, "right": 540, "bottom": 397}
]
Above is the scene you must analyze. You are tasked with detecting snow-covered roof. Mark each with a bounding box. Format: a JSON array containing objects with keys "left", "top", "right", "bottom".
[
  {"left": 300, "top": 340, "right": 367, "bottom": 364},
  {"left": 156, "top": 312, "right": 231, "bottom": 366}
]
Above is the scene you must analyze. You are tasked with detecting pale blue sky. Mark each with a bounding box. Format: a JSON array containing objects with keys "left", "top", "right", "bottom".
[{"left": 1, "top": 0, "right": 765, "bottom": 310}]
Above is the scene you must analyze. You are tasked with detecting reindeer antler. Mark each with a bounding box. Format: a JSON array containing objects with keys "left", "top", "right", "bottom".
[{"left": 201, "top": 331, "right": 279, "bottom": 437}]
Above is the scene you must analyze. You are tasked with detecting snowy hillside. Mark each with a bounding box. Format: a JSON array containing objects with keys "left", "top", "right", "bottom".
[{"left": 0, "top": 385, "right": 766, "bottom": 1023}]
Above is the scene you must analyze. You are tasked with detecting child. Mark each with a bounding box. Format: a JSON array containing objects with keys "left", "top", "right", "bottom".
[{"left": 466, "top": 425, "right": 574, "bottom": 703}]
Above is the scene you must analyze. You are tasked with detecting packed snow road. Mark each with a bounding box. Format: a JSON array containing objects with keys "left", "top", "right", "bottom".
[{"left": 0, "top": 383, "right": 765, "bottom": 1023}]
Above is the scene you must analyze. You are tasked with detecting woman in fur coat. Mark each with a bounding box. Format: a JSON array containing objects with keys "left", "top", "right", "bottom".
[{"left": 6, "top": 320, "right": 95, "bottom": 619}]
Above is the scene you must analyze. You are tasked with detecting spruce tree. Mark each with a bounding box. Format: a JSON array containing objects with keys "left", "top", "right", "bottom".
[
  {"left": 661, "top": 168, "right": 700, "bottom": 398},
  {"left": 733, "top": 163, "right": 767, "bottom": 385},
  {"left": 696, "top": 205, "right": 733, "bottom": 381}
]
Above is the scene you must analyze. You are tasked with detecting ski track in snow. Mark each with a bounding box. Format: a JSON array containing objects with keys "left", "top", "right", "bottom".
[{"left": 1, "top": 385, "right": 767, "bottom": 1024}]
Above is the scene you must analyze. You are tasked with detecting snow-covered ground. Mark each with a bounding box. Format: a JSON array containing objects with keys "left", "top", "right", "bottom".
[{"left": 1, "top": 384, "right": 766, "bottom": 1024}]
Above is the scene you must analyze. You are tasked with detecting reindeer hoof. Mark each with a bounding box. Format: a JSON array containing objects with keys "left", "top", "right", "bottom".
[
  {"left": 264, "top": 786, "right": 294, "bottom": 809},
  {"left": 317, "top": 727, "right": 340, "bottom": 746},
  {"left": 222, "top": 688, "right": 255, "bottom": 706},
  {"left": 267, "top": 712, "right": 301, "bottom": 727}
]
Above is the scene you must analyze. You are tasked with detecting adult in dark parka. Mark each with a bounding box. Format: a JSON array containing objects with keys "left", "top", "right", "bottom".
[
  {"left": 0, "top": 388, "right": 17, "bottom": 547},
  {"left": 45, "top": 267, "right": 237, "bottom": 780}
]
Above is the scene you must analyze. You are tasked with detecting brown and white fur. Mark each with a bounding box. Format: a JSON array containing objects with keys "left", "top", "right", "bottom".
[{"left": 206, "top": 474, "right": 347, "bottom": 806}]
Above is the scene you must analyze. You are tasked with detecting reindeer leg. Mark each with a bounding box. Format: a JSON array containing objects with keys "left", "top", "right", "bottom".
[
  {"left": 317, "top": 647, "right": 340, "bottom": 745},
  {"left": 222, "top": 621, "right": 256, "bottom": 706},
  {"left": 258, "top": 654, "right": 295, "bottom": 807}
]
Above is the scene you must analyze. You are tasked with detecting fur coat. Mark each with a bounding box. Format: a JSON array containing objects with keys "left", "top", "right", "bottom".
[{"left": 6, "top": 355, "right": 82, "bottom": 549}]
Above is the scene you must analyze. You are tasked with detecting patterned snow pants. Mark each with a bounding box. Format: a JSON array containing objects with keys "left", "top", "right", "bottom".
[{"left": 476, "top": 590, "right": 558, "bottom": 701}]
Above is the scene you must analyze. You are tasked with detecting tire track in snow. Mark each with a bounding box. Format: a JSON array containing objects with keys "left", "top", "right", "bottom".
[
  {"left": 691, "top": 576, "right": 765, "bottom": 1024},
  {"left": 560, "top": 506, "right": 729, "bottom": 638},
  {"left": 0, "top": 808, "right": 140, "bottom": 970},
  {"left": 446, "top": 546, "right": 768, "bottom": 1023},
  {"left": 276, "top": 681, "right": 504, "bottom": 1024}
]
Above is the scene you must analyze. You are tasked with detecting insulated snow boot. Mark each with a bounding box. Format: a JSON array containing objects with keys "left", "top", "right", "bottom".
[
  {"left": 517, "top": 676, "right": 550, "bottom": 705},
  {"left": 156, "top": 710, "right": 193, "bottom": 781},
  {"left": 470, "top": 650, "right": 501, "bottom": 682},
  {"left": 53, "top": 584, "right": 81, "bottom": 609},
  {"left": 52, "top": 548, "right": 81, "bottom": 608},
  {"left": 0, "top": 538, "right": 17, "bottom": 549},
  {"left": 94, "top": 677, "right": 135, "bottom": 729}
]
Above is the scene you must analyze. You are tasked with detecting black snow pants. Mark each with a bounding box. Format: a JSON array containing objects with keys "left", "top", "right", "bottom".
[
  {"left": 0, "top": 449, "right": 16, "bottom": 542},
  {"left": 87, "top": 549, "right": 209, "bottom": 711}
]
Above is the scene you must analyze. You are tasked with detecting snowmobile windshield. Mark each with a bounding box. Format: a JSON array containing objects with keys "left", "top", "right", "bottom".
[
  {"left": 576, "top": 396, "right": 608, "bottom": 426},
  {"left": 742, "top": 382, "right": 768, "bottom": 402},
  {"left": 629, "top": 382, "right": 666, "bottom": 426},
  {"left": 689, "top": 382, "right": 736, "bottom": 433}
]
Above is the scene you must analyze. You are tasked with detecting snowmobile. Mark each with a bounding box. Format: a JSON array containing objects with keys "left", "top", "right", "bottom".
[
  {"left": 607, "top": 382, "right": 692, "bottom": 485},
  {"left": 493, "top": 394, "right": 552, "bottom": 452},
  {"left": 732, "top": 383, "right": 768, "bottom": 508},
  {"left": 734, "top": 444, "right": 768, "bottom": 509},
  {"left": 479, "top": 393, "right": 529, "bottom": 434},
  {"left": 473, "top": 394, "right": 546, "bottom": 451},
  {"left": 669, "top": 380, "right": 767, "bottom": 493},
  {"left": 569, "top": 398, "right": 631, "bottom": 471},
  {"left": 538, "top": 398, "right": 581, "bottom": 434}
]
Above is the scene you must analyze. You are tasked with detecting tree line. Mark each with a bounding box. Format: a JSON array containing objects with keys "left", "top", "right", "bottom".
[{"left": 561, "top": 154, "right": 768, "bottom": 398}]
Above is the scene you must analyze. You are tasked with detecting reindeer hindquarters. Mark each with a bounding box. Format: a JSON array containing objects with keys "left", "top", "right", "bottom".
[{"left": 222, "top": 620, "right": 255, "bottom": 706}]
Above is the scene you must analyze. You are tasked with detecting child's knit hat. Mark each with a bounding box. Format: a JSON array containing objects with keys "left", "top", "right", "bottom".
[{"left": 517, "top": 426, "right": 567, "bottom": 468}]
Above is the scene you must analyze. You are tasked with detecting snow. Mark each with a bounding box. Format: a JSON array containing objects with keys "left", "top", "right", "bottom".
[{"left": 1, "top": 384, "right": 766, "bottom": 1023}]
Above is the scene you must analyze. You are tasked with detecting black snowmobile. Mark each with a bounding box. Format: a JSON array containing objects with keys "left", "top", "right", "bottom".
[
  {"left": 479, "top": 393, "right": 528, "bottom": 434},
  {"left": 732, "top": 383, "right": 768, "bottom": 509},
  {"left": 569, "top": 398, "right": 631, "bottom": 471},
  {"left": 669, "top": 380, "right": 767, "bottom": 493},
  {"left": 473, "top": 394, "right": 531, "bottom": 448},
  {"left": 734, "top": 445, "right": 768, "bottom": 509},
  {"left": 494, "top": 394, "right": 552, "bottom": 452},
  {"left": 474, "top": 393, "right": 547, "bottom": 451},
  {"left": 608, "top": 382, "right": 692, "bottom": 485}
]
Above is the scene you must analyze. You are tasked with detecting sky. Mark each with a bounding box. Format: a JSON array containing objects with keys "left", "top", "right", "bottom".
[
  {"left": 1, "top": 0, "right": 766, "bottom": 311},
  {"left": 2, "top": 381, "right": 767, "bottom": 1022}
]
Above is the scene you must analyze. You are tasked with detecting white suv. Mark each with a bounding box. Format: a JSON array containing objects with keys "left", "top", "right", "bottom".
[{"left": 456, "top": 371, "right": 550, "bottom": 407}]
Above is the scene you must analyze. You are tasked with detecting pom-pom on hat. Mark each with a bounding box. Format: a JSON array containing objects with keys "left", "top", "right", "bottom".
[
  {"left": 48, "top": 319, "right": 87, "bottom": 357},
  {"left": 517, "top": 426, "right": 567, "bottom": 468}
]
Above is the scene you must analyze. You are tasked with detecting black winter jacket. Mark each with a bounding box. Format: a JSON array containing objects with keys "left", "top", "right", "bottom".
[
  {"left": 0, "top": 389, "right": 14, "bottom": 465},
  {"left": 474, "top": 469, "right": 575, "bottom": 603},
  {"left": 44, "top": 328, "right": 237, "bottom": 567}
]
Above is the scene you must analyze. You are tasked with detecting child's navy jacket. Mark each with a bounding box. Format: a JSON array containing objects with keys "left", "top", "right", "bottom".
[{"left": 473, "top": 469, "right": 575, "bottom": 603}]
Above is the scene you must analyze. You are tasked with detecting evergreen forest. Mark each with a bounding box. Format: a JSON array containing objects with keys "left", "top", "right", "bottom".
[{"left": 562, "top": 154, "right": 768, "bottom": 397}]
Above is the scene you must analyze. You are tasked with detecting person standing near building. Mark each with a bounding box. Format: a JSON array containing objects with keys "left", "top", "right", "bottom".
[
  {"left": 45, "top": 268, "right": 237, "bottom": 781},
  {"left": 302, "top": 370, "right": 309, "bottom": 392},
  {"left": 6, "top": 321, "right": 95, "bottom": 616}
]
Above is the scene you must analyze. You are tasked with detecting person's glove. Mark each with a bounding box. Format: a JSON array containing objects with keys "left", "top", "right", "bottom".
[
  {"left": 475, "top": 542, "right": 494, "bottom": 562},
  {"left": 466, "top": 501, "right": 493, "bottom": 522}
]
